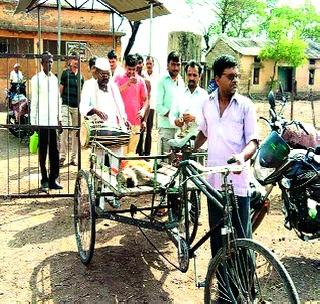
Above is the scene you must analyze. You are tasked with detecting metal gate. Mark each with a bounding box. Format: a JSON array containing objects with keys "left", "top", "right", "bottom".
[{"left": 0, "top": 51, "right": 84, "bottom": 199}]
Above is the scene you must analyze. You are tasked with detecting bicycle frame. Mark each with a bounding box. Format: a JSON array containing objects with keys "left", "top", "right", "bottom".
[{"left": 170, "top": 159, "right": 240, "bottom": 257}]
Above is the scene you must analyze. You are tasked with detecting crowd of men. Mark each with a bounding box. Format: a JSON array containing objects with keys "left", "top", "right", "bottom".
[
  {"left": 27, "top": 49, "right": 211, "bottom": 191},
  {"left": 13, "top": 49, "right": 259, "bottom": 267}
]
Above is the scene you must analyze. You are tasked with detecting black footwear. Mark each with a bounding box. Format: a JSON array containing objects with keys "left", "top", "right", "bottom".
[
  {"left": 70, "top": 159, "right": 77, "bottom": 166},
  {"left": 59, "top": 158, "right": 65, "bottom": 167},
  {"left": 49, "top": 181, "right": 63, "bottom": 190},
  {"left": 40, "top": 181, "right": 49, "bottom": 192}
]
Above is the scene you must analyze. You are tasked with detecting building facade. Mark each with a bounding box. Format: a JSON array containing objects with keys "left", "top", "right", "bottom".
[
  {"left": 206, "top": 36, "right": 320, "bottom": 99},
  {"left": 0, "top": 0, "right": 125, "bottom": 105}
]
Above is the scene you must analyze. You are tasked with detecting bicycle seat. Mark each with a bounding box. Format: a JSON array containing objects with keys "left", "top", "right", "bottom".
[{"left": 168, "top": 130, "right": 198, "bottom": 149}]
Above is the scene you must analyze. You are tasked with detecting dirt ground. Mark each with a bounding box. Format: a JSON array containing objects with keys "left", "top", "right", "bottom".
[{"left": 0, "top": 100, "right": 320, "bottom": 303}]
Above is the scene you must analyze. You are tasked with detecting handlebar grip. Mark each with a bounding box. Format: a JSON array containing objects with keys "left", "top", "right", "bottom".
[{"left": 227, "top": 157, "right": 237, "bottom": 164}]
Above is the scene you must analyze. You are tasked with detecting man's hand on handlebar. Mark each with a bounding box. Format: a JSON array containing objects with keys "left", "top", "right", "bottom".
[{"left": 227, "top": 153, "right": 245, "bottom": 174}]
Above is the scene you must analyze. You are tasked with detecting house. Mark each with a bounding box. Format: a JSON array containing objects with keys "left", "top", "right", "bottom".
[
  {"left": 0, "top": 0, "right": 125, "bottom": 102},
  {"left": 205, "top": 36, "right": 320, "bottom": 98}
]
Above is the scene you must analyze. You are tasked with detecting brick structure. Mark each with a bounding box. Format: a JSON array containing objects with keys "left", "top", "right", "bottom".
[
  {"left": 206, "top": 36, "right": 320, "bottom": 99},
  {"left": 0, "top": 0, "right": 125, "bottom": 105}
]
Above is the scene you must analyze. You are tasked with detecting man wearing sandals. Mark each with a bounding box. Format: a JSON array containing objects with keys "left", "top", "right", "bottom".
[{"left": 194, "top": 54, "right": 258, "bottom": 259}]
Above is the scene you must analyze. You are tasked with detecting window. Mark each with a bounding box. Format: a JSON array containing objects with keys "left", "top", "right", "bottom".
[
  {"left": 309, "top": 59, "right": 316, "bottom": 65},
  {"left": 309, "top": 69, "right": 315, "bottom": 85},
  {"left": 253, "top": 67, "right": 260, "bottom": 85},
  {"left": 66, "top": 41, "right": 86, "bottom": 58},
  {"left": 43, "top": 40, "right": 66, "bottom": 55},
  {"left": 0, "top": 37, "right": 34, "bottom": 54}
]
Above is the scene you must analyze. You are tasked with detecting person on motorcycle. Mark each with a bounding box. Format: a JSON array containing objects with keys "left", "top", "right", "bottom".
[
  {"left": 10, "top": 63, "right": 24, "bottom": 84},
  {"left": 9, "top": 63, "right": 26, "bottom": 96},
  {"left": 194, "top": 54, "right": 259, "bottom": 258}
]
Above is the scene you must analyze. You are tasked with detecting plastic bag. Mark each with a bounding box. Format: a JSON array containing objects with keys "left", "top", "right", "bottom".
[{"left": 29, "top": 131, "right": 39, "bottom": 154}]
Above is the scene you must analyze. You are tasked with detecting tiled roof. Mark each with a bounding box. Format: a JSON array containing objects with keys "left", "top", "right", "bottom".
[{"left": 210, "top": 35, "right": 320, "bottom": 59}]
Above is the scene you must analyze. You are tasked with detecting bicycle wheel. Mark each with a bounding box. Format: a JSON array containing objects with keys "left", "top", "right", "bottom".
[
  {"left": 169, "top": 189, "right": 200, "bottom": 246},
  {"left": 204, "top": 238, "right": 299, "bottom": 304},
  {"left": 185, "top": 189, "right": 200, "bottom": 245},
  {"left": 74, "top": 169, "right": 96, "bottom": 265}
]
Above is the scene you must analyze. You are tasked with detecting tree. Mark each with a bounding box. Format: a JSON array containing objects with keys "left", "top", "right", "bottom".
[
  {"left": 123, "top": 21, "right": 141, "bottom": 60},
  {"left": 185, "top": 0, "right": 271, "bottom": 41},
  {"left": 259, "top": 3, "right": 320, "bottom": 87}
]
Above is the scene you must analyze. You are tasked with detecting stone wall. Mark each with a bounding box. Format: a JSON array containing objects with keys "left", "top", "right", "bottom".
[{"left": 168, "top": 31, "right": 202, "bottom": 62}]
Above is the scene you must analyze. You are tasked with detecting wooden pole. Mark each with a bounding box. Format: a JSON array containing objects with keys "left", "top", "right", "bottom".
[{"left": 309, "top": 88, "right": 316, "bottom": 128}]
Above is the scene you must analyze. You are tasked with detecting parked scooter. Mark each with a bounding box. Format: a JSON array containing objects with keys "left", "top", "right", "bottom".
[
  {"left": 6, "top": 81, "right": 30, "bottom": 138},
  {"left": 251, "top": 90, "right": 320, "bottom": 240}
]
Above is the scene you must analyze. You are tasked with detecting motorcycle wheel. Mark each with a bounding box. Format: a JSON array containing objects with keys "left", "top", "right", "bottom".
[{"left": 6, "top": 114, "right": 29, "bottom": 139}]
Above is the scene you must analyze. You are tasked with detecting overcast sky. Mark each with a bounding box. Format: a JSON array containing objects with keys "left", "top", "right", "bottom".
[{"left": 118, "top": 0, "right": 318, "bottom": 73}]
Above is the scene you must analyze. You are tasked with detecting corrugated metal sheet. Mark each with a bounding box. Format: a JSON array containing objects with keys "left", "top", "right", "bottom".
[
  {"left": 102, "top": 0, "right": 170, "bottom": 21},
  {"left": 15, "top": 0, "right": 170, "bottom": 21},
  {"left": 306, "top": 40, "right": 320, "bottom": 59}
]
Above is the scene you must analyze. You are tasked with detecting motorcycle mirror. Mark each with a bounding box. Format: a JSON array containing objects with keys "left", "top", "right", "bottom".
[
  {"left": 315, "top": 145, "right": 320, "bottom": 155},
  {"left": 269, "top": 108, "right": 277, "bottom": 122},
  {"left": 268, "top": 90, "right": 276, "bottom": 110}
]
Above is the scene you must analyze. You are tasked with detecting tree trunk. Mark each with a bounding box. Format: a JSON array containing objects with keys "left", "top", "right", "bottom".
[
  {"left": 270, "top": 61, "right": 277, "bottom": 91},
  {"left": 123, "top": 21, "right": 141, "bottom": 60}
]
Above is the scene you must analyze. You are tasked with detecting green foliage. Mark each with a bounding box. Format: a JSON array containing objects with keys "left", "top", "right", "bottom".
[{"left": 260, "top": 37, "right": 307, "bottom": 67}]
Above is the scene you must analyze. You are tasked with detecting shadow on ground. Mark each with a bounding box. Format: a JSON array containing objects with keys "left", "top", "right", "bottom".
[{"left": 29, "top": 223, "right": 175, "bottom": 303}]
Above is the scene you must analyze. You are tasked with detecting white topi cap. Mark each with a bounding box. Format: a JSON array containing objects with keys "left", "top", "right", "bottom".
[
  {"left": 95, "top": 57, "right": 110, "bottom": 71},
  {"left": 13, "top": 63, "right": 20, "bottom": 68}
]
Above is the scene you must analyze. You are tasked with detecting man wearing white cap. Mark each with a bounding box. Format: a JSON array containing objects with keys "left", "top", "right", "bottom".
[
  {"left": 80, "top": 57, "right": 128, "bottom": 130},
  {"left": 9, "top": 63, "right": 26, "bottom": 96},
  {"left": 10, "top": 63, "right": 24, "bottom": 84}
]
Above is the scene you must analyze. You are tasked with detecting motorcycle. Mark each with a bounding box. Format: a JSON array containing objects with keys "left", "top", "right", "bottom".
[
  {"left": 6, "top": 81, "right": 30, "bottom": 139},
  {"left": 251, "top": 90, "right": 320, "bottom": 240}
]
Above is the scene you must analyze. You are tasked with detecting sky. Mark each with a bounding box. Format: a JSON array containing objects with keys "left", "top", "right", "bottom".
[{"left": 117, "top": 0, "right": 319, "bottom": 73}]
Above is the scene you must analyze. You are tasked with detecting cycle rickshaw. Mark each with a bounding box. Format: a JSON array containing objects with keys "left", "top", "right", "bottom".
[{"left": 74, "top": 123, "right": 299, "bottom": 303}]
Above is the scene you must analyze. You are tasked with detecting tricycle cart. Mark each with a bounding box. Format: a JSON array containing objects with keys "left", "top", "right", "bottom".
[
  {"left": 74, "top": 137, "right": 202, "bottom": 269},
  {"left": 73, "top": 134, "right": 299, "bottom": 303}
]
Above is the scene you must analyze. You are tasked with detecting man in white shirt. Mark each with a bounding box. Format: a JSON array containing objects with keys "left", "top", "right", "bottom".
[
  {"left": 80, "top": 57, "right": 127, "bottom": 129},
  {"left": 107, "top": 49, "right": 124, "bottom": 80},
  {"left": 169, "top": 60, "right": 208, "bottom": 138},
  {"left": 30, "top": 52, "right": 63, "bottom": 191}
]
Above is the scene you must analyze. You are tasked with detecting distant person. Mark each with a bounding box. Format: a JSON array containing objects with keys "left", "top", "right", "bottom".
[
  {"left": 81, "top": 56, "right": 97, "bottom": 96},
  {"left": 9, "top": 63, "right": 26, "bottom": 96},
  {"left": 169, "top": 60, "right": 208, "bottom": 138},
  {"left": 114, "top": 54, "right": 149, "bottom": 154},
  {"left": 88, "top": 56, "right": 97, "bottom": 79},
  {"left": 107, "top": 49, "right": 124, "bottom": 80},
  {"left": 156, "top": 51, "right": 184, "bottom": 154},
  {"left": 10, "top": 63, "right": 24, "bottom": 84},
  {"left": 59, "top": 53, "right": 84, "bottom": 167},
  {"left": 135, "top": 54, "right": 153, "bottom": 156},
  {"left": 30, "top": 51, "right": 62, "bottom": 192},
  {"left": 136, "top": 55, "right": 158, "bottom": 156},
  {"left": 207, "top": 77, "right": 218, "bottom": 94}
]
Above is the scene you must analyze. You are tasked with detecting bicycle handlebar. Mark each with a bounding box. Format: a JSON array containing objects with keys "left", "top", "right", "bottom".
[{"left": 182, "top": 159, "right": 244, "bottom": 174}]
